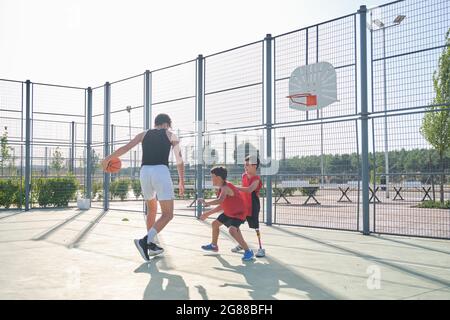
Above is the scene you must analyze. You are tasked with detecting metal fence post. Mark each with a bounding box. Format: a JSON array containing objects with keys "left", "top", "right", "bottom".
[
  {"left": 25, "top": 80, "right": 31, "bottom": 211},
  {"left": 196, "top": 55, "right": 204, "bottom": 218},
  {"left": 359, "top": 5, "right": 370, "bottom": 235},
  {"left": 142, "top": 71, "right": 152, "bottom": 214},
  {"left": 234, "top": 134, "right": 237, "bottom": 165},
  {"left": 86, "top": 87, "right": 93, "bottom": 201},
  {"left": 144, "top": 70, "right": 151, "bottom": 130},
  {"left": 70, "top": 121, "right": 75, "bottom": 173},
  {"left": 381, "top": 27, "right": 390, "bottom": 199},
  {"left": 111, "top": 125, "right": 115, "bottom": 157},
  {"left": 103, "top": 82, "right": 111, "bottom": 211},
  {"left": 265, "top": 34, "right": 273, "bottom": 226},
  {"left": 111, "top": 124, "right": 115, "bottom": 181},
  {"left": 44, "top": 146, "right": 48, "bottom": 177}
]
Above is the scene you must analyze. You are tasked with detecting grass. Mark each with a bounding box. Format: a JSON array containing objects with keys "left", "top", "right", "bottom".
[{"left": 417, "top": 200, "right": 450, "bottom": 209}]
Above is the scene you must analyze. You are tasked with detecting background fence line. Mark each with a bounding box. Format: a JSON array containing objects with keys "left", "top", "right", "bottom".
[{"left": 1, "top": 0, "right": 449, "bottom": 239}]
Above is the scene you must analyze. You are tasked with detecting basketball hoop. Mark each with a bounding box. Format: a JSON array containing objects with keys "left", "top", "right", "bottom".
[{"left": 286, "top": 93, "right": 317, "bottom": 107}]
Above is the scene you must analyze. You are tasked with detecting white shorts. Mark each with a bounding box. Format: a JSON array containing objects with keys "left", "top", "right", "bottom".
[{"left": 139, "top": 165, "right": 174, "bottom": 201}]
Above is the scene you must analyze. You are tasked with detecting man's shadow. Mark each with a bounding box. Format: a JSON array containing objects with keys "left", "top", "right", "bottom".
[
  {"left": 214, "top": 255, "right": 336, "bottom": 300},
  {"left": 134, "top": 257, "right": 189, "bottom": 300}
]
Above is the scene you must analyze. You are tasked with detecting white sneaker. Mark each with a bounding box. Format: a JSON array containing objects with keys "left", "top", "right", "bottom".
[
  {"left": 231, "top": 245, "right": 243, "bottom": 253},
  {"left": 256, "top": 248, "right": 266, "bottom": 257}
]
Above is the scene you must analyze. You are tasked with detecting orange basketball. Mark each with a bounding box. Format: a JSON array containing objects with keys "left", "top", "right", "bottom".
[{"left": 106, "top": 157, "right": 121, "bottom": 173}]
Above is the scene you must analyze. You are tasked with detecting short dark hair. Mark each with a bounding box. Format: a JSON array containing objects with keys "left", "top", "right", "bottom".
[
  {"left": 154, "top": 113, "right": 172, "bottom": 127},
  {"left": 245, "top": 155, "right": 260, "bottom": 169},
  {"left": 210, "top": 166, "right": 227, "bottom": 181}
]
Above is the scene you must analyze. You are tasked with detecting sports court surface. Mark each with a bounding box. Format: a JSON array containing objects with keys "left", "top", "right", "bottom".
[{"left": 1, "top": 208, "right": 449, "bottom": 300}]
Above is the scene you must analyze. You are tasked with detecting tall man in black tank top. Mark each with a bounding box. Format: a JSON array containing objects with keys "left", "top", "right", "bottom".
[{"left": 102, "top": 114, "right": 185, "bottom": 260}]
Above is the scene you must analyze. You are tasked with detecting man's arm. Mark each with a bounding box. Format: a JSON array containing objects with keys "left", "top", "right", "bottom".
[
  {"left": 173, "top": 143, "right": 185, "bottom": 182},
  {"left": 168, "top": 131, "right": 185, "bottom": 196},
  {"left": 101, "top": 131, "right": 145, "bottom": 171}
]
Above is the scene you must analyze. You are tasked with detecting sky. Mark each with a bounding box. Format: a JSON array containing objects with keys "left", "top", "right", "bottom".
[
  {"left": 2, "top": 0, "right": 447, "bottom": 168},
  {"left": 0, "top": 0, "right": 388, "bottom": 87}
]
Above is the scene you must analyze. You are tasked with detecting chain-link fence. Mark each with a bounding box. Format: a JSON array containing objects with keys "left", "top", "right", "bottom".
[
  {"left": 369, "top": 0, "right": 450, "bottom": 238},
  {"left": 1, "top": 0, "right": 449, "bottom": 239}
]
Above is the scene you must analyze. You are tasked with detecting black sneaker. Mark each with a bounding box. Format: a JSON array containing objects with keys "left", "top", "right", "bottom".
[
  {"left": 148, "top": 242, "right": 164, "bottom": 256},
  {"left": 134, "top": 238, "right": 149, "bottom": 261}
]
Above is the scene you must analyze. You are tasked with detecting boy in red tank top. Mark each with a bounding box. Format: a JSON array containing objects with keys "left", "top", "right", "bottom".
[
  {"left": 199, "top": 166, "right": 254, "bottom": 261},
  {"left": 233, "top": 155, "right": 265, "bottom": 257}
]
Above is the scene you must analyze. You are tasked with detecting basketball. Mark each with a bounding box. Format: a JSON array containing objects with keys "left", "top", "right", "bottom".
[{"left": 106, "top": 157, "right": 121, "bottom": 173}]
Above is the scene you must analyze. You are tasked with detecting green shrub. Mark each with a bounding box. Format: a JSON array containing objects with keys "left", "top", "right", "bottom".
[
  {"left": 273, "top": 187, "right": 296, "bottom": 197},
  {"left": 131, "top": 180, "right": 142, "bottom": 199},
  {"left": 13, "top": 180, "right": 25, "bottom": 208},
  {"left": 52, "top": 176, "right": 79, "bottom": 206},
  {"left": 33, "top": 176, "right": 79, "bottom": 207},
  {"left": 285, "top": 187, "right": 296, "bottom": 196},
  {"left": 116, "top": 179, "right": 130, "bottom": 201},
  {"left": 418, "top": 200, "right": 450, "bottom": 209},
  {"left": 175, "top": 187, "right": 217, "bottom": 200},
  {"left": 300, "top": 186, "right": 319, "bottom": 196},
  {"left": 111, "top": 179, "right": 129, "bottom": 201},
  {"left": 34, "top": 178, "right": 51, "bottom": 207},
  {"left": 176, "top": 188, "right": 190, "bottom": 200},
  {"left": 203, "top": 189, "right": 216, "bottom": 199},
  {"left": 1, "top": 177, "right": 78, "bottom": 209},
  {"left": 109, "top": 180, "right": 118, "bottom": 200},
  {"left": 92, "top": 181, "right": 103, "bottom": 200},
  {"left": 259, "top": 188, "right": 266, "bottom": 197},
  {"left": 0, "top": 179, "right": 16, "bottom": 208}
]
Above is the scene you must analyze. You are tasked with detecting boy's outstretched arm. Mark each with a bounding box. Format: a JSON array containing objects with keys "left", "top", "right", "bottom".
[
  {"left": 199, "top": 205, "right": 223, "bottom": 221},
  {"left": 200, "top": 186, "right": 228, "bottom": 206},
  {"left": 237, "top": 180, "right": 260, "bottom": 193}
]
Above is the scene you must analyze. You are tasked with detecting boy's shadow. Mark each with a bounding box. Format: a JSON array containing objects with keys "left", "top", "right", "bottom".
[
  {"left": 214, "top": 256, "right": 279, "bottom": 299},
  {"left": 134, "top": 257, "right": 189, "bottom": 300},
  {"left": 214, "top": 255, "right": 336, "bottom": 300}
]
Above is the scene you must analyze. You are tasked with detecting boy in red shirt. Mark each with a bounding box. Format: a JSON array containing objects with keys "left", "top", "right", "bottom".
[
  {"left": 199, "top": 166, "right": 254, "bottom": 261},
  {"left": 233, "top": 155, "right": 265, "bottom": 257}
]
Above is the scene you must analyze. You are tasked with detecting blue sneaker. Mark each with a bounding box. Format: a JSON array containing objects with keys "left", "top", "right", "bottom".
[
  {"left": 242, "top": 249, "right": 254, "bottom": 261},
  {"left": 201, "top": 243, "right": 219, "bottom": 252}
]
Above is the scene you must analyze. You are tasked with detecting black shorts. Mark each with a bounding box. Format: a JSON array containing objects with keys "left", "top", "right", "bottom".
[
  {"left": 217, "top": 213, "right": 244, "bottom": 228},
  {"left": 246, "top": 193, "right": 260, "bottom": 229}
]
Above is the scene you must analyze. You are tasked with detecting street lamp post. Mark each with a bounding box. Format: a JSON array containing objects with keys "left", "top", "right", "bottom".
[
  {"left": 372, "top": 14, "right": 406, "bottom": 199},
  {"left": 382, "top": 25, "right": 389, "bottom": 198}
]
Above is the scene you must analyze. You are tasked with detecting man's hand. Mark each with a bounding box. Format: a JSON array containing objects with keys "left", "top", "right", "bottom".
[
  {"left": 199, "top": 213, "right": 209, "bottom": 221},
  {"left": 178, "top": 181, "right": 185, "bottom": 197},
  {"left": 101, "top": 158, "right": 110, "bottom": 172}
]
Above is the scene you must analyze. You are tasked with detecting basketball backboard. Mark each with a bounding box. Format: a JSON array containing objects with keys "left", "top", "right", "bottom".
[{"left": 287, "top": 61, "right": 338, "bottom": 111}]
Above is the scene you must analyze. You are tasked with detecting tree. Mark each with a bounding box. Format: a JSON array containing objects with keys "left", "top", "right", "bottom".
[
  {"left": 90, "top": 149, "right": 100, "bottom": 177},
  {"left": 420, "top": 29, "right": 450, "bottom": 203},
  {"left": 1, "top": 126, "right": 13, "bottom": 176},
  {"left": 51, "top": 147, "right": 65, "bottom": 176}
]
